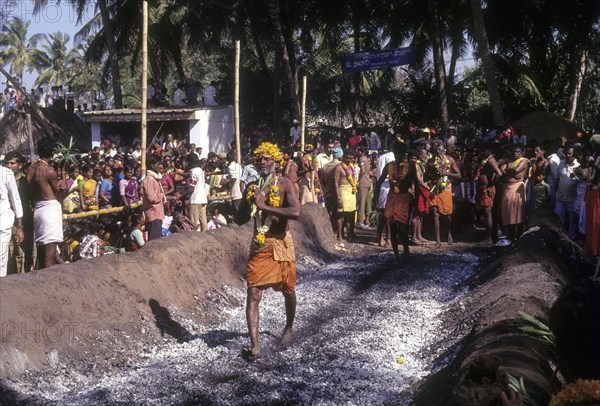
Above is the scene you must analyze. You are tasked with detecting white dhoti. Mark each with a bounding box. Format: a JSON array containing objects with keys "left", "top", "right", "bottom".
[
  {"left": 377, "top": 180, "right": 390, "bottom": 210},
  {"left": 34, "top": 200, "right": 63, "bottom": 246}
]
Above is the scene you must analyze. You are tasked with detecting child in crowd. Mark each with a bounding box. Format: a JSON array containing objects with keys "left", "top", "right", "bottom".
[
  {"left": 169, "top": 210, "right": 197, "bottom": 233},
  {"left": 128, "top": 213, "right": 146, "bottom": 250},
  {"left": 531, "top": 169, "right": 551, "bottom": 212},
  {"left": 208, "top": 206, "right": 228, "bottom": 230},
  {"left": 79, "top": 221, "right": 108, "bottom": 259}
]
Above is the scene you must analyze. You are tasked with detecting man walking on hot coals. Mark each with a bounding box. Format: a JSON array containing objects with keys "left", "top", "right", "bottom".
[
  {"left": 243, "top": 142, "right": 301, "bottom": 361},
  {"left": 428, "top": 141, "right": 461, "bottom": 249},
  {"left": 375, "top": 142, "right": 418, "bottom": 264}
]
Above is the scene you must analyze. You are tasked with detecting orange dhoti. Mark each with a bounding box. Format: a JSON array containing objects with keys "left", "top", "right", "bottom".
[
  {"left": 584, "top": 187, "right": 600, "bottom": 256},
  {"left": 476, "top": 185, "right": 495, "bottom": 207},
  {"left": 501, "top": 182, "right": 526, "bottom": 225},
  {"left": 384, "top": 192, "right": 411, "bottom": 224},
  {"left": 430, "top": 189, "right": 453, "bottom": 215},
  {"left": 247, "top": 231, "right": 296, "bottom": 294}
]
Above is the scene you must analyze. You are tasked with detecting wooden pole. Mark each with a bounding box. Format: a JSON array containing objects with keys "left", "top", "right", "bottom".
[
  {"left": 234, "top": 39, "right": 241, "bottom": 165},
  {"left": 62, "top": 201, "right": 143, "bottom": 220},
  {"left": 301, "top": 75, "right": 307, "bottom": 151},
  {"left": 141, "top": 0, "right": 149, "bottom": 172},
  {"left": 26, "top": 113, "right": 36, "bottom": 159}
]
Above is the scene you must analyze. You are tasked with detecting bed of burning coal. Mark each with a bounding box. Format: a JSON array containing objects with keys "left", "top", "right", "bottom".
[{"left": 7, "top": 247, "right": 495, "bottom": 405}]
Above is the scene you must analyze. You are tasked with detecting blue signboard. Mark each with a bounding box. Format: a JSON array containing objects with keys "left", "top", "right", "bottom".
[{"left": 343, "top": 47, "right": 417, "bottom": 73}]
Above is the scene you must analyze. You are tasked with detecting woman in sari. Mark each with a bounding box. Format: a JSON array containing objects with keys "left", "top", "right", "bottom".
[
  {"left": 79, "top": 166, "right": 100, "bottom": 211},
  {"left": 63, "top": 165, "right": 82, "bottom": 213},
  {"left": 120, "top": 165, "right": 139, "bottom": 206}
]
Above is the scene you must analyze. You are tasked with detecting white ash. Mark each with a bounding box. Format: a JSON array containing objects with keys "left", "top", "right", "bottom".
[{"left": 9, "top": 250, "right": 482, "bottom": 405}]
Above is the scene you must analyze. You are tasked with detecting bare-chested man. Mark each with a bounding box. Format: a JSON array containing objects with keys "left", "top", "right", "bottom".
[
  {"left": 428, "top": 141, "right": 461, "bottom": 249},
  {"left": 244, "top": 142, "right": 301, "bottom": 361},
  {"left": 475, "top": 143, "right": 503, "bottom": 244},
  {"left": 334, "top": 149, "right": 358, "bottom": 242},
  {"left": 282, "top": 147, "right": 299, "bottom": 196},
  {"left": 26, "top": 137, "right": 65, "bottom": 269}
]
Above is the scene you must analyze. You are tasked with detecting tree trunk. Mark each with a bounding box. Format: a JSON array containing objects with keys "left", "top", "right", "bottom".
[
  {"left": 248, "top": 6, "right": 270, "bottom": 79},
  {"left": 352, "top": 2, "right": 362, "bottom": 126},
  {"left": 268, "top": 0, "right": 283, "bottom": 138},
  {"left": 447, "top": 42, "right": 460, "bottom": 115},
  {"left": 566, "top": 48, "right": 587, "bottom": 122},
  {"left": 98, "top": 0, "right": 123, "bottom": 109},
  {"left": 470, "top": 0, "right": 504, "bottom": 127},
  {"left": 429, "top": 0, "right": 449, "bottom": 134},
  {"left": 268, "top": 0, "right": 300, "bottom": 135}
]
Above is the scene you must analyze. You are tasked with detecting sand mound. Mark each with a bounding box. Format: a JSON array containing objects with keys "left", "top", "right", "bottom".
[{"left": 415, "top": 210, "right": 596, "bottom": 405}]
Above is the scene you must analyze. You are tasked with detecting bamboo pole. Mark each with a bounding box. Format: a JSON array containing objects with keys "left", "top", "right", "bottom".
[
  {"left": 141, "top": 0, "right": 149, "bottom": 172},
  {"left": 301, "top": 75, "right": 307, "bottom": 151},
  {"left": 62, "top": 201, "right": 143, "bottom": 220},
  {"left": 234, "top": 40, "right": 241, "bottom": 165}
]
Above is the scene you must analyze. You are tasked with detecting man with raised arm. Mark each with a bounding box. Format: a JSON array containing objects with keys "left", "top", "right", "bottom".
[
  {"left": 26, "top": 137, "right": 65, "bottom": 269},
  {"left": 243, "top": 142, "right": 301, "bottom": 361}
]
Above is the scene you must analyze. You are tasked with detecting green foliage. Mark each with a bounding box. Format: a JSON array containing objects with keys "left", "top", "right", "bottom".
[
  {"left": 510, "top": 310, "right": 556, "bottom": 347},
  {"left": 506, "top": 373, "right": 540, "bottom": 406},
  {"left": 55, "top": 136, "right": 78, "bottom": 164},
  {"left": 2, "top": 0, "right": 599, "bottom": 132}
]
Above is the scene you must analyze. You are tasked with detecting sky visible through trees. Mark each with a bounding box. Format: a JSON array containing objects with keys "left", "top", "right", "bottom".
[{"left": 0, "top": 0, "right": 91, "bottom": 91}]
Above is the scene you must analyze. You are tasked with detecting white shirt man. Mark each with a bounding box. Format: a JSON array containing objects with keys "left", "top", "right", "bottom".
[
  {"left": 374, "top": 150, "right": 394, "bottom": 210},
  {"left": 147, "top": 83, "right": 155, "bottom": 103},
  {"left": 368, "top": 132, "right": 381, "bottom": 152},
  {"left": 316, "top": 144, "right": 334, "bottom": 170},
  {"left": 174, "top": 86, "right": 186, "bottom": 107},
  {"left": 227, "top": 160, "right": 243, "bottom": 202},
  {"left": 290, "top": 120, "right": 301, "bottom": 145},
  {"left": 203, "top": 85, "right": 218, "bottom": 106},
  {"left": 189, "top": 163, "right": 208, "bottom": 231},
  {"left": 1, "top": 164, "right": 23, "bottom": 276},
  {"left": 131, "top": 146, "right": 142, "bottom": 160}
]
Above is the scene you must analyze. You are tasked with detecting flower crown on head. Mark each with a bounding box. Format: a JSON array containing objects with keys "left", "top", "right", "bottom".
[{"left": 254, "top": 142, "right": 283, "bottom": 166}]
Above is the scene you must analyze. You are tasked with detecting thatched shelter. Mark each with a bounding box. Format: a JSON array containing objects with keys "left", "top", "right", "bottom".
[
  {"left": 513, "top": 111, "right": 581, "bottom": 144},
  {"left": 0, "top": 105, "right": 91, "bottom": 156}
]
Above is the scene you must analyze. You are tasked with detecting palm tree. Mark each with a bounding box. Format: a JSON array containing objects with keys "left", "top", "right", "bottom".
[
  {"left": 67, "top": 40, "right": 102, "bottom": 103},
  {"left": 33, "top": 0, "right": 124, "bottom": 108},
  {"left": 0, "top": 17, "right": 46, "bottom": 83},
  {"left": 31, "top": 32, "right": 81, "bottom": 88},
  {"left": 470, "top": 0, "right": 505, "bottom": 127}
]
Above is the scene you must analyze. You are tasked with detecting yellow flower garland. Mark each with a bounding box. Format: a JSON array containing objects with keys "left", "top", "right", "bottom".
[
  {"left": 388, "top": 160, "right": 410, "bottom": 193},
  {"left": 247, "top": 175, "right": 280, "bottom": 248},
  {"left": 549, "top": 379, "right": 600, "bottom": 406},
  {"left": 430, "top": 156, "right": 451, "bottom": 195},
  {"left": 254, "top": 142, "right": 284, "bottom": 167},
  {"left": 341, "top": 162, "right": 358, "bottom": 194}
]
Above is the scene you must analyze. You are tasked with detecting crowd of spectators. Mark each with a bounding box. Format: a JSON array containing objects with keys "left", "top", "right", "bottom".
[{"left": 0, "top": 120, "right": 599, "bottom": 275}]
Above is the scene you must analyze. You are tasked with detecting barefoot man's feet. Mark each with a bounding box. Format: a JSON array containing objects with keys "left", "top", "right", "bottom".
[
  {"left": 241, "top": 346, "right": 262, "bottom": 361},
  {"left": 281, "top": 326, "right": 294, "bottom": 348}
]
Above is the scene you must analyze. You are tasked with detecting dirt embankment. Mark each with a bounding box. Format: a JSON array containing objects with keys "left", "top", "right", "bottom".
[
  {"left": 415, "top": 210, "right": 597, "bottom": 405},
  {"left": 0, "top": 203, "right": 335, "bottom": 381}
]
